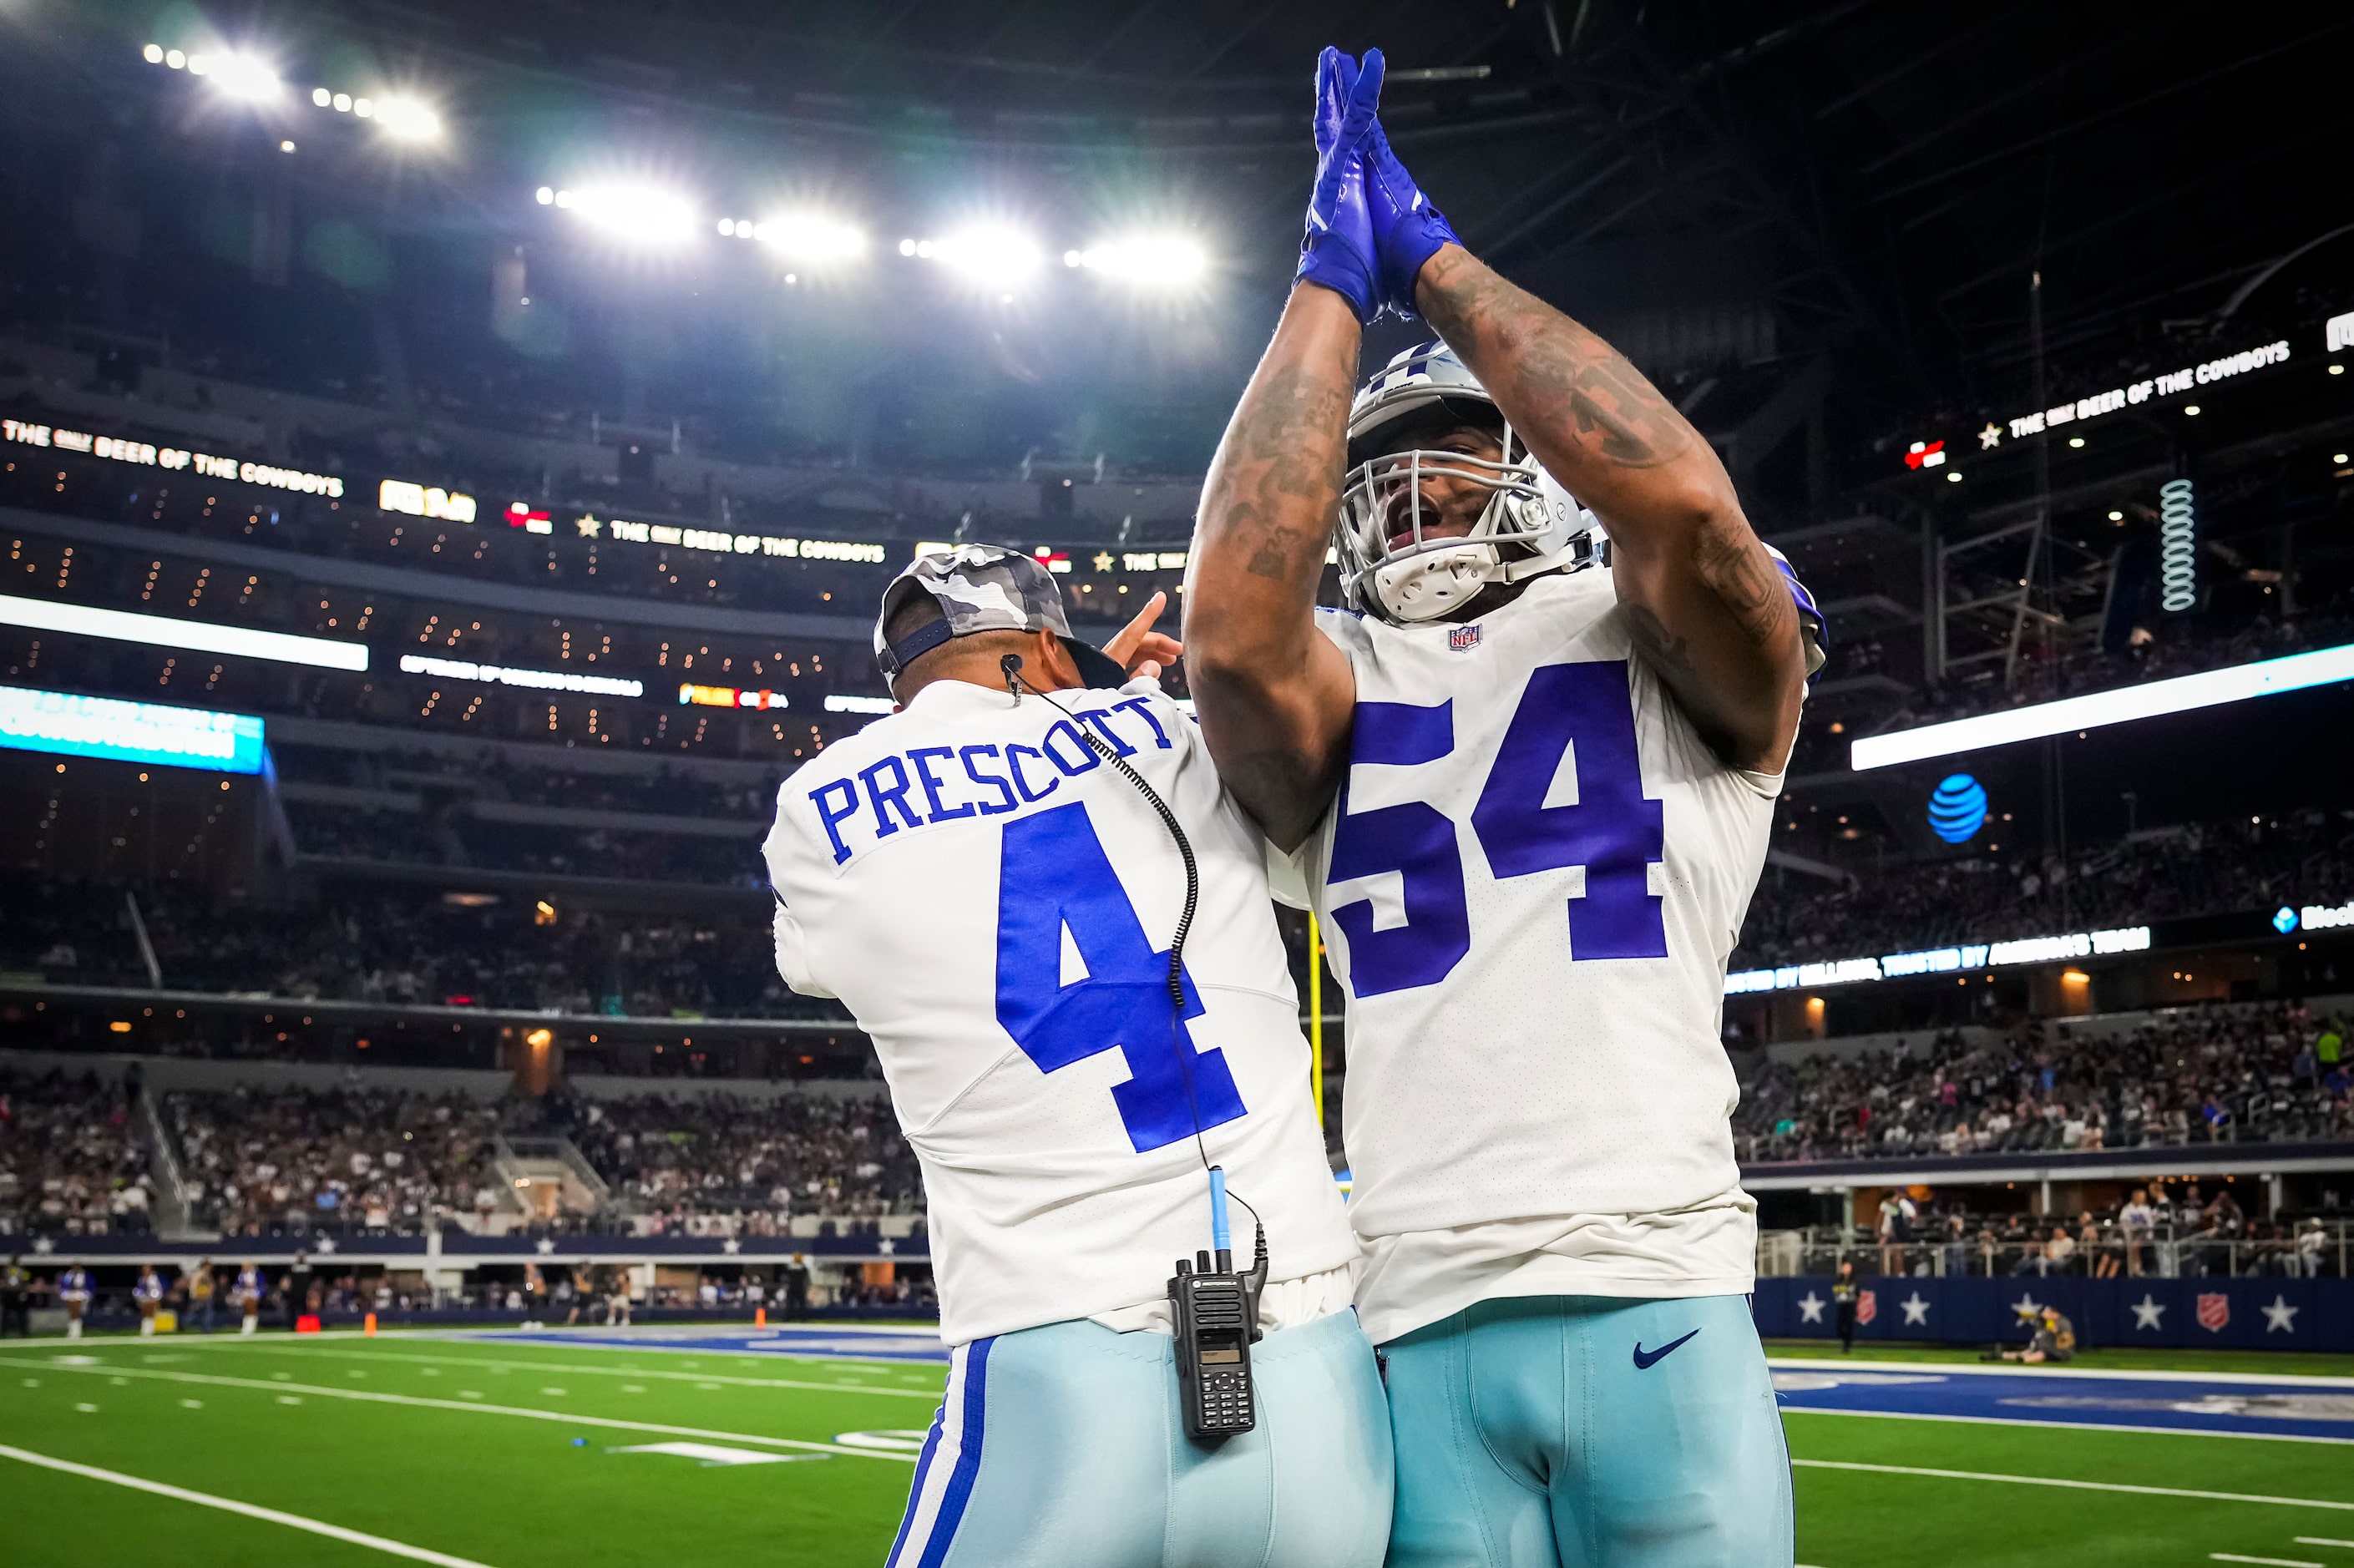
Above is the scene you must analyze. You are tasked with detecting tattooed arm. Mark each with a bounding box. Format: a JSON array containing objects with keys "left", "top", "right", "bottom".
[
  {"left": 1183, "top": 283, "right": 1362, "bottom": 849},
  {"left": 1415, "top": 245, "right": 1805, "bottom": 772}
]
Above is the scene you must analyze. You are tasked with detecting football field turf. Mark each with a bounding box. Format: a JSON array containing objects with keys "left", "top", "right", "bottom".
[{"left": 5, "top": 1328, "right": 2354, "bottom": 1565}]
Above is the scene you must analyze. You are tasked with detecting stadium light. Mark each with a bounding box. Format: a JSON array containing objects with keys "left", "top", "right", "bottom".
[
  {"left": 545, "top": 185, "right": 700, "bottom": 245},
  {"left": 203, "top": 53, "right": 282, "bottom": 102},
  {"left": 371, "top": 96, "right": 442, "bottom": 143},
  {"left": 1064, "top": 235, "right": 1207, "bottom": 286},
  {"left": 1849, "top": 642, "right": 2354, "bottom": 771},
  {"left": 915, "top": 226, "right": 1044, "bottom": 287},
  {"left": 749, "top": 213, "right": 866, "bottom": 263},
  {"left": 0, "top": 594, "right": 367, "bottom": 672}
]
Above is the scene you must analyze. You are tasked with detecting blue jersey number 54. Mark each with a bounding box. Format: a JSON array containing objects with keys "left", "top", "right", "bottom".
[{"left": 1329, "top": 660, "right": 1667, "bottom": 996}]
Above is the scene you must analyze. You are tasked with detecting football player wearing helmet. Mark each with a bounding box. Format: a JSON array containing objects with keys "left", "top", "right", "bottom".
[{"left": 1182, "top": 47, "right": 1819, "bottom": 1568}]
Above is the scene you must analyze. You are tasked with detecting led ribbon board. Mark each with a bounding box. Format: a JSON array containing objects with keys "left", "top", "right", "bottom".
[
  {"left": 2, "top": 418, "right": 345, "bottom": 496},
  {"left": 397, "top": 654, "right": 640, "bottom": 697},
  {"left": 0, "top": 686, "right": 265, "bottom": 772},
  {"left": 1726, "top": 925, "right": 2152, "bottom": 996},
  {"left": 0, "top": 594, "right": 369, "bottom": 671},
  {"left": 679, "top": 682, "right": 785, "bottom": 710},
  {"left": 1850, "top": 642, "right": 2354, "bottom": 771},
  {"left": 572, "top": 513, "right": 888, "bottom": 562}
]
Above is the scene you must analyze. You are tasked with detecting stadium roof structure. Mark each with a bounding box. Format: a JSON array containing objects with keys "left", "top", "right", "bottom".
[{"left": 13, "top": 3, "right": 2345, "bottom": 507}]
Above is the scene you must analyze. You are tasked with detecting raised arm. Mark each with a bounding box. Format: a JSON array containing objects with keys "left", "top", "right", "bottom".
[
  {"left": 1184, "top": 48, "right": 1390, "bottom": 849},
  {"left": 1183, "top": 283, "right": 1361, "bottom": 850},
  {"left": 1410, "top": 245, "right": 1805, "bottom": 771}
]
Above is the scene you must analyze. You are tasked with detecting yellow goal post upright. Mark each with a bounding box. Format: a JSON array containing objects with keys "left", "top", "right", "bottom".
[{"left": 1309, "top": 908, "right": 1324, "bottom": 1129}]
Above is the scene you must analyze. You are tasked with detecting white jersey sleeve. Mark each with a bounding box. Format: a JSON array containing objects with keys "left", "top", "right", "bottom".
[
  {"left": 1304, "top": 572, "right": 1781, "bottom": 1334},
  {"left": 763, "top": 677, "right": 1358, "bottom": 1346}
]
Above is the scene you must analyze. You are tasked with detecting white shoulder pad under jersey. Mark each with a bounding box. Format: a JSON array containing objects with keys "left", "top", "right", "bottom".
[
  {"left": 763, "top": 678, "right": 1356, "bottom": 1345},
  {"left": 1307, "top": 570, "right": 1781, "bottom": 1238}
]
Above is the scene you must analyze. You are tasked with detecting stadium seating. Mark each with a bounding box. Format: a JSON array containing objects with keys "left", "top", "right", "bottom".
[
  {"left": 164, "top": 1084, "right": 504, "bottom": 1235},
  {"left": 569, "top": 1091, "right": 925, "bottom": 1230},
  {"left": 0, "top": 876, "right": 832, "bottom": 1021},
  {"left": 0, "top": 1068, "right": 157, "bottom": 1236},
  {"left": 149, "top": 1079, "right": 924, "bottom": 1238},
  {"left": 1735, "top": 809, "right": 2354, "bottom": 969},
  {"left": 1736, "top": 999, "right": 2354, "bottom": 1165}
]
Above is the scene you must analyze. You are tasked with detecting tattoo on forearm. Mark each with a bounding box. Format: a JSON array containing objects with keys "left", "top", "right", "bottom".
[
  {"left": 1419, "top": 249, "right": 1689, "bottom": 472},
  {"left": 1695, "top": 528, "right": 1794, "bottom": 650},
  {"left": 1203, "top": 346, "right": 1352, "bottom": 586}
]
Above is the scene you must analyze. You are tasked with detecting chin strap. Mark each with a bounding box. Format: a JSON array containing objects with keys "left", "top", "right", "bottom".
[{"left": 1496, "top": 536, "right": 1594, "bottom": 584}]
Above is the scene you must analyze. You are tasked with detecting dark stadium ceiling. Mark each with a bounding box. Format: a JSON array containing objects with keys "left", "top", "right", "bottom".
[{"left": 27, "top": 2, "right": 2354, "bottom": 458}]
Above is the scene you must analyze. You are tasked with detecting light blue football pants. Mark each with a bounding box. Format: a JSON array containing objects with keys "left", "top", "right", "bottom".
[
  {"left": 1379, "top": 1295, "right": 1792, "bottom": 1568},
  {"left": 888, "top": 1307, "right": 1395, "bottom": 1568}
]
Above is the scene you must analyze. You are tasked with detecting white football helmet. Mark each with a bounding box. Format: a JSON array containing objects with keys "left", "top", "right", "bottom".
[{"left": 1336, "top": 341, "right": 1601, "bottom": 625}]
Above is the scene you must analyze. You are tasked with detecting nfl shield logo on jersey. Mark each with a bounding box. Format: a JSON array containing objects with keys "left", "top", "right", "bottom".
[
  {"left": 1449, "top": 624, "right": 1482, "bottom": 652},
  {"left": 2196, "top": 1292, "right": 2230, "bottom": 1333}
]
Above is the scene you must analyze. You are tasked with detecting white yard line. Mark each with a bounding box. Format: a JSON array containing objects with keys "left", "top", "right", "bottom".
[
  {"left": 1783, "top": 1405, "right": 2354, "bottom": 1446},
  {"left": 174, "top": 1343, "right": 940, "bottom": 1399},
  {"left": 0, "top": 1356, "right": 914, "bottom": 1463},
  {"left": 1793, "top": 1459, "right": 2354, "bottom": 1510},
  {"left": 0, "top": 1443, "right": 503, "bottom": 1566},
  {"left": 151, "top": 1329, "right": 939, "bottom": 1372},
  {"left": 2211, "top": 1555, "right": 2323, "bottom": 1566}
]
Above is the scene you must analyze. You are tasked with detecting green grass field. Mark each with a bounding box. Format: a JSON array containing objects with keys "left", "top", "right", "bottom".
[{"left": 4, "top": 1329, "right": 2354, "bottom": 1565}]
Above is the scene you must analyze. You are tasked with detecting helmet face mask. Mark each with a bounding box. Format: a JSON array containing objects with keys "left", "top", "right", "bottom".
[{"left": 1336, "top": 342, "right": 1600, "bottom": 625}]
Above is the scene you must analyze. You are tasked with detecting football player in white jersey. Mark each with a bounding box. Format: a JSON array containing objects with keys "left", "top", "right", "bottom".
[
  {"left": 1182, "top": 48, "right": 1821, "bottom": 1566},
  {"left": 762, "top": 545, "right": 1391, "bottom": 1568}
]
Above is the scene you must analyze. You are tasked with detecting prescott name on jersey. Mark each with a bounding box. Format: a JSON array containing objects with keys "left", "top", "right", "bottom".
[
  {"left": 1295, "top": 568, "right": 1781, "bottom": 1343},
  {"left": 764, "top": 676, "right": 1358, "bottom": 1346}
]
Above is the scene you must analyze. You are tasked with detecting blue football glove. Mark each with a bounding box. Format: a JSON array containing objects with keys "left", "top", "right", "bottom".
[
  {"left": 1364, "top": 123, "right": 1461, "bottom": 318},
  {"left": 1293, "top": 46, "right": 1386, "bottom": 324}
]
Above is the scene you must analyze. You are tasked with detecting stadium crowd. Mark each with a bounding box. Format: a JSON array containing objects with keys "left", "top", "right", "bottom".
[
  {"left": 281, "top": 802, "right": 767, "bottom": 887},
  {"left": 276, "top": 746, "right": 772, "bottom": 822},
  {"left": 1738, "top": 809, "right": 2354, "bottom": 968},
  {"left": 165, "top": 1085, "right": 506, "bottom": 1235},
  {"left": 566, "top": 1091, "right": 924, "bottom": 1230},
  {"left": 1737, "top": 999, "right": 2354, "bottom": 1165},
  {"left": 2, "top": 877, "right": 824, "bottom": 1020},
  {"left": 129, "top": 1081, "right": 924, "bottom": 1237},
  {"left": 1803, "top": 1184, "right": 2339, "bottom": 1281},
  {"left": 0, "top": 1069, "right": 157, "bottom": 1236}
]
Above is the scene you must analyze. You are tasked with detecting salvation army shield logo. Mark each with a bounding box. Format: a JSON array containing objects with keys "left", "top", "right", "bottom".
[
  {"left": 2197, "top": 1292, "right": 2231, "bottom": 1333},
  {"left": 1450, "top": 624, "right": 1482, "bottom": 652},
  {"left": 1855, "top": 1289, "right": 1877, "bottom": 1326}
]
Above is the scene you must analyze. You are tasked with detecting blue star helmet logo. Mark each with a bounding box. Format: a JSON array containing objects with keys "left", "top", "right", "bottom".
[
  {"left": 1926, "top": 774, "right": 1988, "bottom": 845},
  {"left": 2274, "top": 906, "right": 2301, "bottom": 934}
]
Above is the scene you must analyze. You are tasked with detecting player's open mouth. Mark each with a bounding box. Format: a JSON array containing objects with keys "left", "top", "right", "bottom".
[{"left": 1389, "top": 519, "right": 1476, "bottom": 551}]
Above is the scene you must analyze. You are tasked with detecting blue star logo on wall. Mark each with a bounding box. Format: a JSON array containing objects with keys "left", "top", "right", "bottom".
[{"left": 2275, "top": 906, "right": 2301, "bottom": 934}]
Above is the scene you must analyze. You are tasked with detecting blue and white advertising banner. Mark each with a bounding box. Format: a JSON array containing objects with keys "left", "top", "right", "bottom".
[
  {"left": 1754, "top": 1274, "right": 2354, "bottom": 1353},
  {"left": 0, "top": 686, "right": 266, "bottom": 773}
]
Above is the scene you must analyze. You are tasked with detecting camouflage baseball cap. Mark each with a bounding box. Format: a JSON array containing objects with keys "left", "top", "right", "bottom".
[{"left": 874, "top": 544, "right": 1083, "bottom": 688}]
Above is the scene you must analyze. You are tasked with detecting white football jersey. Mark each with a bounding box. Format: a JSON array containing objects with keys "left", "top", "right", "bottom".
[
  {"left": 1299, "top": 569, "right": 1781, "bottom": 1333},
  {"left": 764, "top": 676, "right": 1359, "bottom": 1347}
]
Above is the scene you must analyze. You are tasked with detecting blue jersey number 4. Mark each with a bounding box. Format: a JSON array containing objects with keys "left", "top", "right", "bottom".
[
  {"left": 1329, "top": 660, "right": 1668, "bottom": 998},
  {"left": 995, "top": 801, "right": 1247, "bottom": 1152}
]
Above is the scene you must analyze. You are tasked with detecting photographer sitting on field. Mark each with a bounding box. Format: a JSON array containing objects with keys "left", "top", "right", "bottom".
[{"left": 1992, "top": 1304, "right": 2077, "bottom": 1364}]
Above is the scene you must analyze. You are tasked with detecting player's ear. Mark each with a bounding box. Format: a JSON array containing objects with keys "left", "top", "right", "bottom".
[{"left": 1036, "top": 627, "right": 1083, "bottom": 689}]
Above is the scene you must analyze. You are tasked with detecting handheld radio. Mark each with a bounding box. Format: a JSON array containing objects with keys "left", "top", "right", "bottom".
[
  {"left": 1002, "top": 653, "right": 1273, "bottom": 1443},
  {"left": 1169, "top": 1166, "right": 1268, "bottom": 1439}
]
